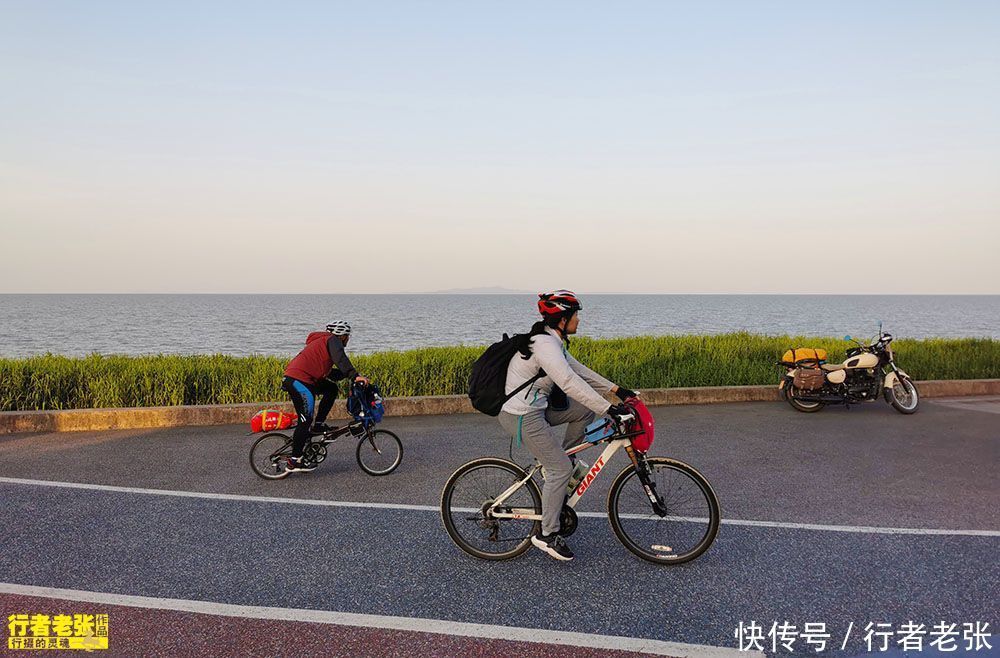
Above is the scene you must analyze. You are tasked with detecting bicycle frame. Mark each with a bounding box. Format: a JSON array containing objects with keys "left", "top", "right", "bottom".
[
  {"left": 488, "top": 435, "right": 640, "bottom": 522},
  {"left": 317, "top": 420, "right": 367, "bottom": 444},
  {"left": 266, "top": 420, "right": 367, "bottom": 456}
]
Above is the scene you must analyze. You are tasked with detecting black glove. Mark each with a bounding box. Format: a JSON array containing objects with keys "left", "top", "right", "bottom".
[
  {"left": 608, "top": 403, "right": 632, "bottom": 423},
  {"left": 615, "top": 387, "right": 637, "bottom": 401}
]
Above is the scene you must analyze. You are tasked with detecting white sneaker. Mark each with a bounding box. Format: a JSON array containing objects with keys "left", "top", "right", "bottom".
[
  {"left": 531, "top": 533, "right": 574, "bottom": 561},
  {"left": 284, "top": 457, "right": 317, "bottom": 473}
]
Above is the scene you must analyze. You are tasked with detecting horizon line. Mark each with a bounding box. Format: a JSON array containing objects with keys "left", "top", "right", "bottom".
[{"left": 1, "top": 292, "right": 999, "bottom": 296}]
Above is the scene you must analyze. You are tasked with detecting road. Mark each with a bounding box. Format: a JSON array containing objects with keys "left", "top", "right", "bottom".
[{"left": 1, "top": 397, "right": 997, "bottom": 656}]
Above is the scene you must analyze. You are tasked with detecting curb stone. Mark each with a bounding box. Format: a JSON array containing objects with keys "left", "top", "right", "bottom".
[{"left": 1, "top": 380, "right": 998, "bottom": 434}]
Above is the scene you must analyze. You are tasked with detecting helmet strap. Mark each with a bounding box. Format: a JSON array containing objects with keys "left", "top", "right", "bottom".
[
  {"left": 555, "top": 314, "right": 571, "bottom": 346},
  {"left": 541, "top": 309, "right": 573, "bottom": 346}
]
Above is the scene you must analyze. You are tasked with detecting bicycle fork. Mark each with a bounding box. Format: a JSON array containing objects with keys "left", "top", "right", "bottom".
[
  {"left": 628, "top": 447, "right": 668, "bottom": 517},
  {"left": 364, "top": 428, "right": 384, "bottom": 455}
]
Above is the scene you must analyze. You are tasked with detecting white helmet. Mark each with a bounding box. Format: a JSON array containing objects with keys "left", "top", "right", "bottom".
[{"left": 326, "top": 321, "right": 351, "bottom": 336}]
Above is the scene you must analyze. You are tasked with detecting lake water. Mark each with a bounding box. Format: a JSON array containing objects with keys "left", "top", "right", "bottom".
[{"left": 0, "top": 294, "right": 997, "bottom": 357}]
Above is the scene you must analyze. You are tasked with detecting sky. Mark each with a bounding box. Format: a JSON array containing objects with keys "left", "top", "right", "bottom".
[{"left": 1, "top": 1, "right": 998, "bottom": 294}]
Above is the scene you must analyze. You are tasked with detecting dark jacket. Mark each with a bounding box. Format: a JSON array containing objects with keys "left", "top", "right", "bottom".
[{"left": 284, "top": 332, "right": 358, "bottom": 386}]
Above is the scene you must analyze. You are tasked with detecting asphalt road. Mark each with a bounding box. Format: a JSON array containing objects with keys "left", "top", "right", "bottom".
[{"left": 1, "top": 397, "right": 997, "bottom": 656}]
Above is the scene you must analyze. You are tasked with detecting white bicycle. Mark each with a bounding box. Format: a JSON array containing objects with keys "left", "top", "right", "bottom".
[{"left": 440, "top": 400, "right": 720, "bottom": 564}]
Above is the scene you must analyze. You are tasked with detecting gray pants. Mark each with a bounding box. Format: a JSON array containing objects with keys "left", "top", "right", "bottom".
[{"left": 498, "top": 399, "right": 596, "bottom": 535}]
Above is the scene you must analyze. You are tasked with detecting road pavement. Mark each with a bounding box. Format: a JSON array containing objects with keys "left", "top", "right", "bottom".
[{"left": 1, "top": 397, "right": 997, "bottom": 656}]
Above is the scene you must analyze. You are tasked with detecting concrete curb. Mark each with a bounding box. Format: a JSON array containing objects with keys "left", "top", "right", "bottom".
[{"left": 1, "top": 379, "right": 998, "bottom": 435}]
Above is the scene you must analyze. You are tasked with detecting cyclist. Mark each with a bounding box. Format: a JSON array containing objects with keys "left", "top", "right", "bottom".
[
  {"left": 282, "top": 321, "right": 369, "bottom": 473},
  {"left": 498, "top": 290, "right": 636, "bottom": 561}
]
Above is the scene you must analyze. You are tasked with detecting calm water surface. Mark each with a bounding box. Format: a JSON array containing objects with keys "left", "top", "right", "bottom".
[{"left": 0, "top": 295, "right": 997, "bottom": 357}]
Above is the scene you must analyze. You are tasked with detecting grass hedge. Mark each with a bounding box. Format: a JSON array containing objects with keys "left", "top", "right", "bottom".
[{"left": 1, "top": 333, "right": 996, "bottom": 411}]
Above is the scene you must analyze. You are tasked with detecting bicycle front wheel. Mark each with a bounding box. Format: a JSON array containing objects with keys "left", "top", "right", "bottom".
[
  {"left": 441, "top": 458, "right": 541, "bottom": 561},
  {"left": 355, "top": 429, "right": 403, "bottom": 476},
  {"left": 249, "top": 432, "right": 293, "bottom": 480},
  {"left": 608, "top": 457, "right": 720, "bottom": 565}
]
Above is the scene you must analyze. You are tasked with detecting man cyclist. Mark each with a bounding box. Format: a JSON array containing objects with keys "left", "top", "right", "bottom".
[
  {"left": 498, "top": 290, "right": 636, "bottom": 561},
  {"left": 282, "top": 321, "right": 369, "bottom": 473}
]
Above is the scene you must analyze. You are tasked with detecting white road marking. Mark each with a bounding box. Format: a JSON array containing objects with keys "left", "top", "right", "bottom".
[
  {"left": 0, "top": 582, "right": 757, "bottom": 658},
  {"left": 1, "top": 476, "right": 998, "bottom": 537}
]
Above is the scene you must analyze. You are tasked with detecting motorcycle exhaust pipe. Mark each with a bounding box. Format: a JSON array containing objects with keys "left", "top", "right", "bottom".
[{"left": 793, "top": 394, "right": 845, "bottom": 403}]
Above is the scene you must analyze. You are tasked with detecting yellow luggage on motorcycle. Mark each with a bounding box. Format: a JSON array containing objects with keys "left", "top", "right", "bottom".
[{"left": 781, "top": 347, "right": 827, "bottom": 365}]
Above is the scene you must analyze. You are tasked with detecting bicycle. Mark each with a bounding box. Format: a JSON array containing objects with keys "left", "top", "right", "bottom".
[
  {"left": 249, "top": 383, "right": 403, "bottom": 478},
  {"left": 440, "top": 399, "right": 720, "bottom": 564}
]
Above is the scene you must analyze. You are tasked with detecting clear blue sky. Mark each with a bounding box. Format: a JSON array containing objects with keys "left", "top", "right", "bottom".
[{"left": 2, "top": 1, "right": 998, "bottom": 293}]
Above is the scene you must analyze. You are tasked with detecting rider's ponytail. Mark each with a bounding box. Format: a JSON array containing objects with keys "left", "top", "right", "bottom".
[{"left": 515, "top": 319, "right": 568, "bottom": 359}]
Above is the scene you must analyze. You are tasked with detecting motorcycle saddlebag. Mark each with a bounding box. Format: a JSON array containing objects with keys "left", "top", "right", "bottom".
[{"left": 792, "top": 368, "right": 826, "bottom": 391}]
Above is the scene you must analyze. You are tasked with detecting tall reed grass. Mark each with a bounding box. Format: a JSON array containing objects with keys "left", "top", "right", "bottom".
[{"left": 1, "top": 334, "right": 996, "bottom": 411}]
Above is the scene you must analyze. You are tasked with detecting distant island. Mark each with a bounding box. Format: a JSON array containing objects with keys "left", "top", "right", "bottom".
[{"left": 426, "top": 286, "right": 533, "bottom": 294}]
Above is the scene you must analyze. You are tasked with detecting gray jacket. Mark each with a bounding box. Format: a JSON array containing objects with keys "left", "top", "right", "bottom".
[{"left": 500, "top": 326, "right": 613, "bottom": 416}]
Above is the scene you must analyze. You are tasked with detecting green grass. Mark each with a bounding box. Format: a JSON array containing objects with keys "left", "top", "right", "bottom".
[{"left": 1, "top": 333, "right": 997, "bottom": 411}]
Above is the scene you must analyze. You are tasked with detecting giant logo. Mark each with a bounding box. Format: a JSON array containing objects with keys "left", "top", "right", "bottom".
[{"left": 575, "top": 456, "right": 606, "bottom": 497}]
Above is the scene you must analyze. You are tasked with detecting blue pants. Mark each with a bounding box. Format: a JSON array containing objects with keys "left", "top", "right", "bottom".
[{"left": 282, "top": 376, "right": 339, "bottom": 457}]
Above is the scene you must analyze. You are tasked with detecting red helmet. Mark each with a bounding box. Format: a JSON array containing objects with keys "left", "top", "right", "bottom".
[{"left": 538, "top": 290, "right": 582, "bottom": 319}]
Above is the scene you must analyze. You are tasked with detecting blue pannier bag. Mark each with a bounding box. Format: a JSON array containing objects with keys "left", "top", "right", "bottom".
[{"left": 348, "top": 382, "right": 385, "bottom": 425}]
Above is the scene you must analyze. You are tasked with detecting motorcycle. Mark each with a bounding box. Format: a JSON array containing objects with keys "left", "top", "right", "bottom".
[{"left": 778, "top": 324, "right": 919, "bottom": 414}]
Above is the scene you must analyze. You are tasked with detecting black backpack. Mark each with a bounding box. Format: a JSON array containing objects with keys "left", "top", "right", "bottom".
[{"left": 468, "top": 333, "right": 544, "bottom": 416}]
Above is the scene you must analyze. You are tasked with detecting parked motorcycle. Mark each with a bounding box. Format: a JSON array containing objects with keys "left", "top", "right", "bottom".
[{"left": 778, "top": 324, "right": 919, "bottom": 414}]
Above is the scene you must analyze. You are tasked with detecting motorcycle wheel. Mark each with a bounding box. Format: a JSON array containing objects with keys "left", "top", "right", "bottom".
[
  {"left": 885, "top": 377, "right": 919, "bottom": 414},
  {"left": 782, "top": 378, "right": 824, "bottom": 413}
]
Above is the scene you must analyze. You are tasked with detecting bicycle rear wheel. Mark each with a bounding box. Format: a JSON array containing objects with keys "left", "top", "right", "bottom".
[
  {"left": 608, "top": 457, "right": 720, "bottom": 564},
  {"left": 441, "top": 458, "right": 541, "bottom": 560},
  {"left": 355, "top": 429, "right": 403, "bottom": 476},
  {"left": 249, "top": 432, "right": 293, "bottom": 480}
]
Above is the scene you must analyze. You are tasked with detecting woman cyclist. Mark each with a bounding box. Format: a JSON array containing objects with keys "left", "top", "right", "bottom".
[{"left": 498, "top": 290, "right": 636, "bottom": 561}]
